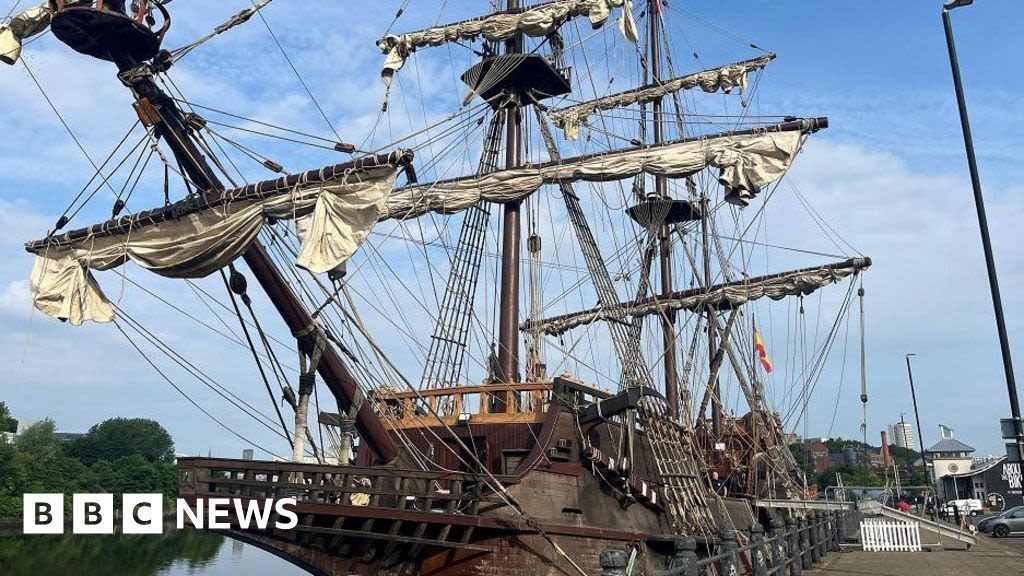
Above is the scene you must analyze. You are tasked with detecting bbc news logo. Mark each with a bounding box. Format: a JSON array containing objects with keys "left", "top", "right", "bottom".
[{"left": 23, "top": 494, "right": 298, "bottom": 534}]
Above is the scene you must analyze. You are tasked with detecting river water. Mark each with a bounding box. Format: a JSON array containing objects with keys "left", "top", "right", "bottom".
[{"left": 0, "top": 529, "right": 308, "bottom": 576}]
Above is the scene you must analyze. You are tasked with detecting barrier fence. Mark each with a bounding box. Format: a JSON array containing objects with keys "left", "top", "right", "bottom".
[
  {"left": 599, "top": 510, "right": 862, "bottom": 576},
  {"left": 859, "top": 518, "right": 921, "bottom": 552}
]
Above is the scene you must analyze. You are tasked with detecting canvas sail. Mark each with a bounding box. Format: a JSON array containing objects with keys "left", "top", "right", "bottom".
[
  {"left": 525, "top": 257, "right": 871, "bottom": 336},
  {"left": 28, "top": 166, "right": 397, "bottom": 325},
  {"left": 377, "top": 0, "right": 638, "bottom": 86},
  {"left": 550, "top": 54, "right": 775, "bottom": 139},
  {"left": 383, "top": 124, "right": 811, "bottom": 220}
]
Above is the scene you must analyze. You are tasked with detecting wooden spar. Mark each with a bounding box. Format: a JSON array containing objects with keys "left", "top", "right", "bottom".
[
  {"left": 41, "top": 41, "right": 401, "bottom": 462},
  {"left": 549, "top": 55, "right": 775, "bottom": 119},
  {"left": 524, "top": 257, "right": 872, "bottom": 335},
  {"left": 648, "top": 0, "right": 679, "bottom": 418},
  {"left": 25, "top": 150, "right": 412, "bottom": 252},
  {"left": 242, "top": 243, "right": 398, "bottom": 464},
  {"left": 496, "top": 0, "right": 522, "bottom": 390},
  {"left": 27, "top": 116, "right": 825, "bottom": 253},
  {"left": 382, "top": 117, "right": 827, "bottom": 205}
]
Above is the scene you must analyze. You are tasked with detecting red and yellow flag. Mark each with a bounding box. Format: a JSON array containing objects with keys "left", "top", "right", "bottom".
[{"left": 753, "top": 329, "right": 773, "bottom": 373}]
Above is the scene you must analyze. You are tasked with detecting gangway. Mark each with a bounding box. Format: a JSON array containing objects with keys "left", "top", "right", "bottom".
[{"left": 858, "top": 500, "right": 976, "bottom": 549}]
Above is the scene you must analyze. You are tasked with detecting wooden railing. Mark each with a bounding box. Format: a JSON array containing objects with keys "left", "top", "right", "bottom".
[
  {"left": 371, "top": 376, "right": 611, "bottom": 428},
  {"left": 178, "top": 457, "right": 512, "bottom": 517}
]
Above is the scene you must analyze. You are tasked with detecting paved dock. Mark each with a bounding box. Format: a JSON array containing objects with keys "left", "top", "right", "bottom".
[{"left": 811, "top": 535, "right": 1024, "bottom": 576}]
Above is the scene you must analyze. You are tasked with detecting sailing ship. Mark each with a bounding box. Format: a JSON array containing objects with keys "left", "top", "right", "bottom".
[{"left": 6, "top": 1, "right": 871, "bottom": 574}]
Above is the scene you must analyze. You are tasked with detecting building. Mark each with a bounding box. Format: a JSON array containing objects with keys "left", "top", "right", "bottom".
[
  {"left": 807, "top": 440, "right": 831, "bottom": 473},
  {"left": 925, "top": 425, "right": 975, "bottom": 501},
  {"left": 888, "top": 422, "right": 915, "bottom": 450},
  {"left": 939, "top": 456, "right": 1024, "bottom": 510},
  {"left": 869, "top": 451, "right": 886, "bottom": 470},
  {"left": 0, "top": 417, "right": 81, "bottom": 445},
  {"left": 1, "top": 417, "right": 37, "bottom": 444}
]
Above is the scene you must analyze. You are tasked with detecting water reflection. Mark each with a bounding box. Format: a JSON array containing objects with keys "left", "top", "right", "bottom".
[{"left": 0, "top": 528, "right": 307, "bottom": 576}]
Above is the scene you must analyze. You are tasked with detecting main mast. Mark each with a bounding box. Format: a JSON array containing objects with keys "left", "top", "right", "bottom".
[
  {"left": 648, "top": 0, "right": 680, "bottom": 418},
  {"left": 496, "top": 0, "right": 523, "bottom": 388}
]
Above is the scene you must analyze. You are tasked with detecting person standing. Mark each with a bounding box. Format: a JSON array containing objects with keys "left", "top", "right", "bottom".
[{"left": 710, "top": 471, "right": 728, "bottom": 497}]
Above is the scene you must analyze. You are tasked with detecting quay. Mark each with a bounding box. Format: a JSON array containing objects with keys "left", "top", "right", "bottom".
[{"left": 812, "top": 532, "right": 1024, "bottom": 576}]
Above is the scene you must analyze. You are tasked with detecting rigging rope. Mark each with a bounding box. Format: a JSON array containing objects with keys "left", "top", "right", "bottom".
[
  {"left": 171, "top": 0, "right": 275, "bottom": 61},
  {"left": 113, "top": 319, "right": 286, "bottom": 460}
]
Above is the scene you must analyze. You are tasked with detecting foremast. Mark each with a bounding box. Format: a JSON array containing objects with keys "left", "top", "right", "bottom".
[{"left": 27, "top": 5, "right": 400, "bottom": 464}]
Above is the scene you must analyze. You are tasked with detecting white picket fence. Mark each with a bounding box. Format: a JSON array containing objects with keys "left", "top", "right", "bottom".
[{"left": 860, "top": 517, "right": 922, "bottom": 552}]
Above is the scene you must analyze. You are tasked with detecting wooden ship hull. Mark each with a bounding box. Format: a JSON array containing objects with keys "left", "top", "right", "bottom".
[{"left": 178, "top": 377, "right": 723, "bottom": 575}]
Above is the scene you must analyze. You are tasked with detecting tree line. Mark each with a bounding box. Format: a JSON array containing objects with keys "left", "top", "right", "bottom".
[
  {"left": 789, "top": 437, "right": 930, "bottom": 493},
  {"left": 0, "top": 402, "right": 177, "bottom": 518}
]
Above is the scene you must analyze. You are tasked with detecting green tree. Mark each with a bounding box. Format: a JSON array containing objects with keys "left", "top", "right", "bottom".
[
  {"left": 68, "top": 418, "right": 174, "bottom": 465},
  {"left": 13, "top": 420, "right": 60, "bottom": 460},
  {"left": 0, "top": 442, "right": 27, "bottom": 517},
  {"left": 92, "top": 455, "right": 177, "bottom": 501},
  {"left": 0, "top": 402, "right": 17, "bottom": 434},
  {"left": 11, "top": 421, "right": 97, "bottom": 495}
]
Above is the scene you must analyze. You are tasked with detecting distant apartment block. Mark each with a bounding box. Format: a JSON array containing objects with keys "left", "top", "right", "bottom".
[{"left": 888, "top": 422, "right": 915, "bottom": 450}]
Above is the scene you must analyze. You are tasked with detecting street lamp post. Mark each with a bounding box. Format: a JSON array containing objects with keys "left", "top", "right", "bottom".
[
  {"left": 942, "top": 0, "right": 1024, "bottom": 463},
  {"left": 905, "top": 354, "right": 929, "bottom": 479}
]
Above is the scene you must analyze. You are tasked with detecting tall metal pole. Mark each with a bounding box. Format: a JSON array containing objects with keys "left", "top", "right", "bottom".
[
  {"left": 942, "top": 2, "right": 1024, "bottom": 462},
  {"left": 905, "top": 354, "right": 929, "bottom": 484},
  {"left": 648, "top": 0, "right": 680, "bottom": 420},
  {"left": 496, "top": 0, "right": 522, "bottom": 392},
  {"left": 859, "top": 285, "right": 868, "bottom": 460}
]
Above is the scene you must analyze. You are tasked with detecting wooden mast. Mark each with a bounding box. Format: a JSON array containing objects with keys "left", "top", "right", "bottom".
[
  {"left": 108, "top": 50, "right": 399, "bottom": 463},
  {"left": 648, "top": 0, "right": 680, "bottom": 418},
  {"left": 496, "top": 0, "right": 523, "bottom": 392}
]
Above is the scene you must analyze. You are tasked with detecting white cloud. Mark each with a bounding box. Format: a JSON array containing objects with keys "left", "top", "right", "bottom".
[{"left": 0, "top": 280, "right": 30, "bottom": 314}]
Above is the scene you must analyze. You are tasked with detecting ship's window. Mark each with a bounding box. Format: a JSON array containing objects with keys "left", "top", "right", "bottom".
[
  {"left": 561, "top": 507, "right": 583, "bottom": 515},
  {"left": 502, "top": 449, "right": 532, "bottom": 475}
]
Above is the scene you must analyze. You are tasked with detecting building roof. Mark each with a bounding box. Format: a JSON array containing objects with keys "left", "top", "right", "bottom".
[
  {"left": 943, "top": 456, "right": 1006, "bottom": 479},
  {"left": 925, "top": 437, "right": 975, "bottom": 454}
]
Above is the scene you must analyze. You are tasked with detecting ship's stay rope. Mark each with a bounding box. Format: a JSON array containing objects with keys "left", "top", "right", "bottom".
[
  {"left": 170, "top": 0, "right": 276, "bottom": 62},
  {"left": 113, "top": 319, "right": 287, "bottom": 460},
  {"left": 220, "top": 267, "right": 294, "bottom": 448}
]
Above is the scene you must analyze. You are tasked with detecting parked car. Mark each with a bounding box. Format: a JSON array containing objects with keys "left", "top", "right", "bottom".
[
  {"left": 942, "top": 499, "right": 982, "bottom": 517},
  {"left": 990, "top": 506, "right": 1024, "bottom": 538},
  {"left": 978, "top": 506, "right": 1024, "bottom": 533}
]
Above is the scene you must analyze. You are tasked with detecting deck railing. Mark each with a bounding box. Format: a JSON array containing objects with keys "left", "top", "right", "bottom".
[
  {"left": 599, "top": 510, "right": 861, "bottom": 576},
  {"left": 178, "top": 457, "right": 511, "bottom": 517}
]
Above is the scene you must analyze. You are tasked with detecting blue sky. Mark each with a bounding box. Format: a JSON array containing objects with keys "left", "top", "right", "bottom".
[{"left": 0, "top": 0, "right": 1022, "bottom": 459}]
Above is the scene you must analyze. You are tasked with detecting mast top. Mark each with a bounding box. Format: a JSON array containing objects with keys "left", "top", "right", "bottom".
[{"left": 49, "top": 2, "right": 170, "bottom": 67}]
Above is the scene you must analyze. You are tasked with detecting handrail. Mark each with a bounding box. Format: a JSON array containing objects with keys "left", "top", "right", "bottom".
[
  {"left": 374, "top": 379, "right": 611, "bottom": 401},
  {"left": 602, "top": 509, "right": 861, "bottom": 576},
  {"left": 178, "top": 457, "right": 516, "bottom": 517}
]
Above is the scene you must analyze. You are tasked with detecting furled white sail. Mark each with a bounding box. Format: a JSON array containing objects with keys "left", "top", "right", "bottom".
[
  {"left": 550, "top": 54, "right": 775, "bottom": 139},
  {"left": 377, "top": 0, "right": 638, "bottom": 87},
  {"left": 29, "top": 168, "right": 396, "bottom": 325},
  {"left": 382, "top": 128, "right": 805, "bottom": 221},
  {"left": 526, "top": 258, "right": 871, "bottom": 336},
  {"left": 1, "top": 4, "right": 57, "bottom": 65}
]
